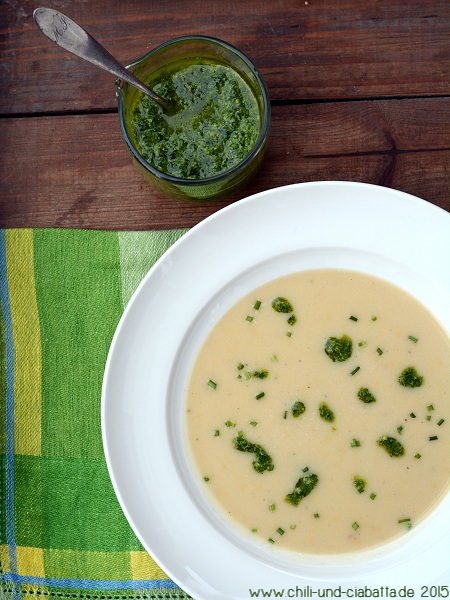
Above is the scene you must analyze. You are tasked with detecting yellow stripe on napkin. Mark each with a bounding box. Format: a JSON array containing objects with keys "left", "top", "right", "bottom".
[
  {"left": 0, "top": 544, "right": 11, "bottom": 572},
  {"left": 44, "top": 548, "right": 132, "bottom": 580},
  {"left": 16, "top": 546, "right": 45, "bottom": 578},
  {"left": 130, "top": 551, "right": 168, "bottom": 580},
  {"left": 6, "top": 230, "right": 42, "bottom": 455}
]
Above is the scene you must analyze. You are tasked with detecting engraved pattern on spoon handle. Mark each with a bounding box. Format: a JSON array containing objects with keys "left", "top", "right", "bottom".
[{"left": 33, "top": 7, "right": 170, "bottom": 110}]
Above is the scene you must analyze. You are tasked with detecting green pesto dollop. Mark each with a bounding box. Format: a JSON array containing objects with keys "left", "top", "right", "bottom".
[
  {"left": 398, "top": 366, "right": 424, "bottom": 388},
  {"left": 253, "top": 369, "right": 269, "bottom": 379},
  {"left": 353, "top": 475, "right": 366, "bottom": 493},
  {"left": 285, "top": 473, "right": 319, "bottom": 506},
  {"left": 324, "top": 334, "right": 353, "bottom": 362},
  {"left": 377, "top": 435, "right": 405, "bottom": 457},
  {"left": 271, "top": 297, "right": 294, "bottom": 313},
  {"left": 132, "top": 60, "right": 260, "bottom": 179},
  {"left": 357, "top": 387, "right": 377, "bottom": 403},
  {"left": 233, "top": 431, "right": 274, "bottom": 474},
  {"left": 292, "top": 400, "right": 306, "bottom": 418},
  {"left": 319, "top": 401, "right": 335, "bottom": 422}
]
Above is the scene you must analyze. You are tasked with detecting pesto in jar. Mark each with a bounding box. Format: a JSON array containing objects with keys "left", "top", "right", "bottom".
[{"left": 131, "top": 60, "right": 260, "bottom": 179}]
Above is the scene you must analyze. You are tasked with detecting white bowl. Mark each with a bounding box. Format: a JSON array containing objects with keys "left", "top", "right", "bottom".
[{"left": 102, "top": 182, "right": 450, "bottom": 599}]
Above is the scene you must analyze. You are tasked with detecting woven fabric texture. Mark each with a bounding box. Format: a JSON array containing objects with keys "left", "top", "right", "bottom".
[{"left": 0, "top": 228, "right": 192, "bottom": 600}]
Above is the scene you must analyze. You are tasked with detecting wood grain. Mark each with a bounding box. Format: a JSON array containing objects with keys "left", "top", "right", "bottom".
[
  {"left": 1, "top": 0, "right": 449, "bottom": 115},
  {"left": 1, "top": 98, "right": 448, "bottom": 230},
  {"left": 1, "top": 0, "right": 448, "bottom": 230}
]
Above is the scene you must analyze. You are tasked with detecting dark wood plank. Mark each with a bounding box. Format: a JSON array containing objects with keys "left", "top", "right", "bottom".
[
  {"left": 1, "top": 0, "right": 449, "bottom": 115},
  {"left": 277, "top": 97, "right": 450, "bottom": 155},
  {"left": 1, "top": 98, "right": 448, "bottom": 230}
]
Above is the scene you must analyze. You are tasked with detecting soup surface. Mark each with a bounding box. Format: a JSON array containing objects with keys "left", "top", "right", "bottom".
[{"left": 185, "top": 269, "right": 450, "bottom": 554}]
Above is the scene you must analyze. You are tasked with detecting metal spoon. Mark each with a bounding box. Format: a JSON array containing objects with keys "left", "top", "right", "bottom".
[{"left": 33, "top": 7, "right": 171, "bottom": 112}]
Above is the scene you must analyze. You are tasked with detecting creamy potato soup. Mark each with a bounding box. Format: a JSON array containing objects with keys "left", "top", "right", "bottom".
[{"left": 185, "top": 269, "right": 450, "bottom": 554}]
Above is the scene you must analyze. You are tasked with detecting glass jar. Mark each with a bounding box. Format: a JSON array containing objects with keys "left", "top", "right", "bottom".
[{"left": 116, "top": 36, "right": 271, "bottom": 202}]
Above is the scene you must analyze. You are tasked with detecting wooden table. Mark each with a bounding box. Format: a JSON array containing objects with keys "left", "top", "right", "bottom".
[{"left": 1, "top": 0, "right": 449, "bottom": 231}]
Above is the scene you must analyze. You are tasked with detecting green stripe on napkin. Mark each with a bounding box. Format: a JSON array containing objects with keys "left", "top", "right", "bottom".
[
  {"left": 118, "top": 230, "right": 187, "bottom": 308},
  {"left": 0, "top": 228, "right": 191, "bottom": 599},
  {"left": 34, "top": 229, "right": 123, "bottom": 459}
]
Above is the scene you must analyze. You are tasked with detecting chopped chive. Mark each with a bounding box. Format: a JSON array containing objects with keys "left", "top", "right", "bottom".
[
  {"left": 251, "top": 528, "right": 257, "bottom": 532},
  {"left": 203, "top": 476, "right": 210, "bottom": 482},
  {"left": 214, "top": 429, "right": 220, "bottom": 436},
  {"left": 270, "top": 354, "right": 278, "bottom": 362},
  {"left": 313, "top": 513, "right": 320, "bottom": 518},
  {"left": 429, "top": 435, "right": 438, "bottom": 441},
  {"left": 269, "top": 503, "right": 276, "bottom": 512},
  {"left": 376, "top": 347, "right": 383, "bottom": 355},
  {"left": 426, "top": 415, "right": 432, "bottom": 421},
  {"left": 410, "top": 412, "right": 416, "bottom": 418},
  {"left": 427, "top": 404, "right": 434, "bottom": 411},
  {"left": 358, "top": 341, "right": 367, "bottom": 347},
  {"left": 268, "top": 538, "right": 275, "bottom": 544},
  {"left": 277, "top": 527, "right": 285, "bottom": 535},
  {"left": 255, "top": 392, "right": 265, "bottom": 400},
  {"left": 398, "top": 518, "right": 411, "bottom": 523},
  {"left": 408, "top": 335, "right": 418, "bottom": 343},
  {"left": 246, "top": 315, "right": 254, "bottom": 322},
  {"left": 349, "top": 315, "right": 358, "bottom": 322},
  {"left": 244, "top": 371, "right": 251, "bottom": 380},
  {"left": 437, "top": 419, "right": 445, "bottom": 426},
  {"left": 370, "top": 492, "right": 377, "bottom": 500},
  {"left": 286, "top": 331, "right": 292, "bottom": 337},
  {"left": 414, "top": 453, "right": 421, "bottom": 459},
  {"left": 302, "top": 466, "right": 309, "bottom": 473},
  {"left": 371, "top": 316, "right": 378, "bottom": 321},
  {"left": 350, "top": 366, "right": 360, "bottom": 375},
  {"left": 254, "top": 300, "right": 261, "bottom": 310},
  {"left": 397, "top": 425, "right": 403, "bottom": 435},
  {"left": 237, "top": 362, "right": 245, "bottom": 370},
  {"left": 250, "top": 421, "right": 257, "bottom": 427},
  {"left": 290, "top": 524, "right": 296, "bottom": 530},
  {"left": 283, "top": 410, "right": 288, "bottom": 419},
  {"left": 208, "top": 379, "right": 217, "bottom": 390},
  {"left": 351, "top": 438, "right": 361, "bottom": 447},
  {"left": 225, "top": 420, "right": 236, "bottom": 427},
  {"left": 352, "top": 522, "right": 360, "bottom": 530}
]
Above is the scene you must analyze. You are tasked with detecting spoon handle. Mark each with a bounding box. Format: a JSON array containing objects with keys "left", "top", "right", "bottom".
[{"left": 33, "top": 7, "right": 170, "bottom": 111}]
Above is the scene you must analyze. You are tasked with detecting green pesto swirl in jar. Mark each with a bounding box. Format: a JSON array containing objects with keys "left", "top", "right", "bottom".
[{"left": 131, "top": 59, "right": 260, "bottom": 179}]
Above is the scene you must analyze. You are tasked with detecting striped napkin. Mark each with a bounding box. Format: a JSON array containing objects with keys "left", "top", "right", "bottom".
[{"left": 0, "top": 228, "right": 192, "bottom": 599}]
